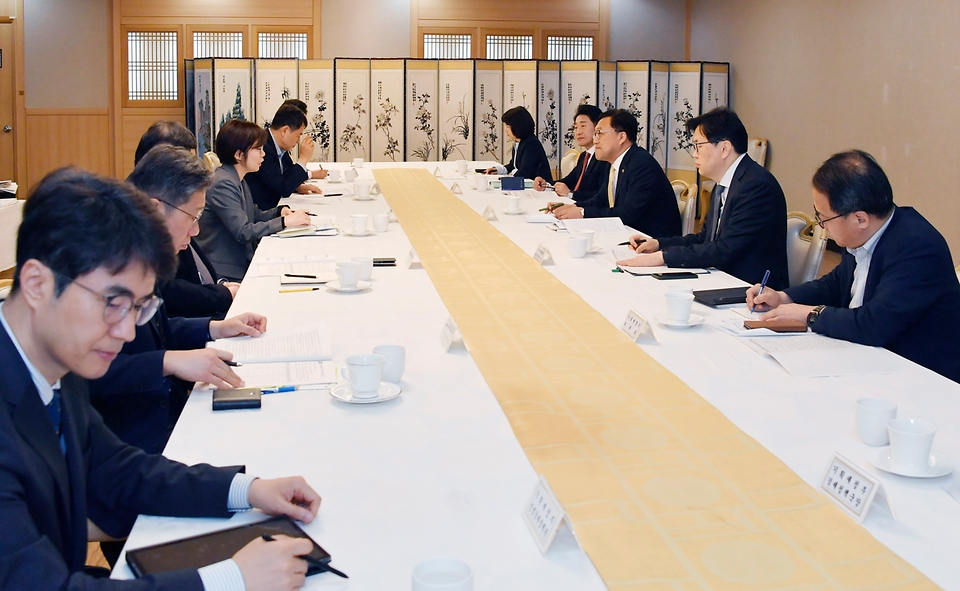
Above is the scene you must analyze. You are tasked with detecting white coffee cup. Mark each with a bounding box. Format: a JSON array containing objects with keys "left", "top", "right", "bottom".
[
  {"left": 856, "top": 398, "right": 897, "bottom": 446},
  {"left": 570, "top": 229, "right": 596, "bottom": 250},
  {"left": 353, "top": 158, "right": 364, "bottom": 168},
  {"left": 344, "top": 168, "right": 358, "bottom": 182},
  {"left": 475, "top": 175, "right": 488, "bottom": 192},
  {"left": 412, "top": 558, "right": 473, "bottom": 591},
  {"left": 665, "top": 291, "right": 694, "bottom": 323},
  {"left": 328, "top": 169, "right": 341, "bottom": 182},
  {"left": 351, "top": 257, "right": 373, "bottom": 281},
  {"left": 341, "top": 353, "right": 384, "bottom": 398},
  {"left": 335, "top": 261, "right": 361, "bottom": 287},
  {"left": 355, "top": 182, "right": 372, "bottom": 199},
  {"left": 455, "top": 160, "right": 467, "bottom": 174},
  {"left": 373, "top": 213, "right": 390, "bottom": 232},
  {"left": 568, "top": 235, "right": 588, "bottom": 258},
  {"left": 667, "top": 284, "right": 694, "bottom": 295},
  {"left": 505, "top": 194, "right": 521, "bottom": 213},
  {"left": 373, "top": 345, "right": 405, "bottom": 383},
  {"left": 887, "top": 418, "right": 936, "bottom": 476},
  {"left": 350, "top": 214, "right": 369, "bottom": 235}
]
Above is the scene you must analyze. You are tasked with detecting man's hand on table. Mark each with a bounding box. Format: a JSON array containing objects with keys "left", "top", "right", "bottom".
[
  {"left": 249, "top": 476, "right": 322, "bottom": 523},
  {"left": 232, "top": 534, "right": 313, "bottom": 591},
  {"left": 210, "top": 313, "right": 267, "bottom": 339},
  {"left": 296, "top": 184, "right": 323, "bottom": 195},
  {"left": 551, "top": 204, "right": 582, "bottom": 220},
  {"left": 616, "top": 252, "right": 665, "bottom": 267},
  {"left": 162, "top": 349, "right": 244, "bottom": 389}
]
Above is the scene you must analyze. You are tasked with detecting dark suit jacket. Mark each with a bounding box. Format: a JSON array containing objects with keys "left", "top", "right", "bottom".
[
  {"left": 505, "top": 135, "right": 553, "bottom": 181},
  {"left": 785, "top": 206, "right": 960, "bottom": 383},
  {"left": 558, "top": 150, "right": 610, "bottom": 204},
  {"left": 580, "top": 145, "right": 681, "bottom": 238},
  {"left": 0, "top": 325, "right": 242, "bottom": 590},
  {"left": 658, "top": 155, "right": 789, "bottom": 290},
  {"left": 88, "top": 306, "right": 210, "bottom": 454},
  {"left": 197, "top": 165, "right": 286, "bottom": 281},
  {"left": 160, "top": 243, "right": 233, "bottom": 319},
  {"left": 245, "top": 136, "right": 309, "bottom": 210}
]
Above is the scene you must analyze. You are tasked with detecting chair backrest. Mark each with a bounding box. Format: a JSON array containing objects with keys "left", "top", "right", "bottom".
[
  {"left": 670, "top": 180, "right": 689, "bottom": 214},
  {"left": 801, "top": 220, "right": 828, "bottom": 284},
  {"left": 748, "top": 138, "right": 768, "bottom": 168},
  {"left": 785, "top": 211, "right": 825, "bottom": 287},
  {"left": 680, "top": 184, "right": 697, "bottom": 235},
  {"left": 559, "top": 148, "right": 580, "bottom": 179},
  {"left": 699, "top": 179, "right": 716, "bottom": 223},
  {"left": 955, "top": 264, "right": 960, "bottom": 283},
  {"left": 203, "top": 151, "right": 222, "bottom": 172}
]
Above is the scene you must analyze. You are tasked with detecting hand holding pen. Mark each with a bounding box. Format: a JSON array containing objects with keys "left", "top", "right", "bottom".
[
  {"left": 750, "top": 269, "right": 771, "bottom": 313},
  {"left": 538, "top": 202, "right": 564, "bottom": 213}
]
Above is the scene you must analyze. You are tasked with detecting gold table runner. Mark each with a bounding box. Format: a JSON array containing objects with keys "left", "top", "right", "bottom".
[{"left": 374, "top": 169, "right": 932, "bottom": 590}]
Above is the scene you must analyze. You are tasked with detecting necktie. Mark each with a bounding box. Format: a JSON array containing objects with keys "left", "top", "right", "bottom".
[
  {"left": 47, "top": 389, "right": 66, "bottom": 454},
  {"left": 573, "top": 152, "right": 591, "bottom": 191},
  {"left": 190, "top": 244, "right": 216, "bottom": 285},
  {"left": 607, "top": 166, "right": 616, "bottom": 208},
  {"left": 712, "top": 185, "right": 727, "bottom": 240},
  {"left": 280, "top": 151, "right": 293, "bottom": 174}
]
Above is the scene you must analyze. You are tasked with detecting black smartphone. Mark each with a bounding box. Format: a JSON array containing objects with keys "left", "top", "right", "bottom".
[
  {"left": 373, "top": 258, "right": 397, "bottom": 267},
  {"left": 474, "top": 168, "right": 488, "bottom": 173},
  {"left": 652, "top": 272, "right": 698, "bottom": 280}
]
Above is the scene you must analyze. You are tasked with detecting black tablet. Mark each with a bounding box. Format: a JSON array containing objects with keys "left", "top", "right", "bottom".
[
  {"left": 126, "top": 516, "right": 331, "bottom": 578},
  {"left": 693, "top": 286, "right": 748, "bottom": 306}
]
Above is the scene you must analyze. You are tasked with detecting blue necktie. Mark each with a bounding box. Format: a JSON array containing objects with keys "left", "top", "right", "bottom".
[{"left": 46, "top": 389, "right": 66, "bottom": 454}]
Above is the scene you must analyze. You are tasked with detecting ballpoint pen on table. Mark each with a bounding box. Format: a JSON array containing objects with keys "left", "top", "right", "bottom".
[
  {"left": 284, "top": 273, "right": 318, "bottom": 278},
  {"left": 750, "top": 269, "right": 771, "bottom": 313},
  {"left": 261, "top": 534, "right": 348, "bottom": 579},
  {"left": 280, "top": 287, "right": 320, "bottom": 293},
  {"left": 261, "top": 386, "right": 297, "bottom": 394}
]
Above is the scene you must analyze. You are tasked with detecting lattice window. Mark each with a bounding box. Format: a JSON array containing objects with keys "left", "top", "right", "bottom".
[
  {"left": 127, "top": 31, "right": 178, "bottom": 101},
  {"left": 258, "top": 32, "right": 308, "bottom": 59},
  {"left": 194, "top": 32, "right": 243, "bottom": 59},
  {"left": 485, "top": 35, "right": 533, "bottom": 60},
  {"left": 547, "top": 36, "right": 594, "bottom": 60},
  {"left": 423, "top": 34, "right": 472, "bottom": 59}
]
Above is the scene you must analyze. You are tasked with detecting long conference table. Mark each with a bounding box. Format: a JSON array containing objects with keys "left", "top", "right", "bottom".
[{"left": 114, "top": 161, "right": 960, "bottom": 590}]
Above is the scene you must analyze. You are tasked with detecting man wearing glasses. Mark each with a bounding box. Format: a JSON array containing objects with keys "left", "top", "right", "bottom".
[
  {"left": 0, "top": 168, "right": 321, "bottom": 589},
  {"left": 550, "top": 109, "right": 680, "bottom": 238},
  {"left": 618, "top": 107, "right": 789, "bottom": 290},
  {"left": 748, "top": 150, "right": 960, "bottom": 383},
  {"left": 88, "top": 146, "right": 264, "bottom": 456}
]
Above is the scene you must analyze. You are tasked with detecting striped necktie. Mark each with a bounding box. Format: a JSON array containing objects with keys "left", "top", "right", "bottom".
[
  {"left": 47, "top": 389, "right": 66, "bottom": 454},
  {"left": 573, "top": 152, "right": 591, "bottom": 191}
]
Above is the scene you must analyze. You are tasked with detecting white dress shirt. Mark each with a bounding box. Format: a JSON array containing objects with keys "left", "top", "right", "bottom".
[{"left": 848, "top": 210, "right": 895, "bottom": 309}]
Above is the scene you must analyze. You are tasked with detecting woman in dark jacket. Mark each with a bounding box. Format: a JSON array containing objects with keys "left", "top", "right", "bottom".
[{"left": 485, "top": 106, "right": 552, "bottom": 181}]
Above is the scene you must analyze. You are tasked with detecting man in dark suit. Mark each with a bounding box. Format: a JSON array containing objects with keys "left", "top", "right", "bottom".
[
  {"left": 90, "top": 146, "right": 266, "bottom": 454},
  {"left": 748, "top": 151, "right": 960, "bottom": 383},
  {"left": 245, "top": 105, "right": 325, "bottom": 210},
  {"left": 0, "top": 167, "right": 320, "bottom": 589},
  {"left": 618, "top": 107, "right": 789, "bottom": 290},
  {"left": 552, "top": 109, "right": 681, "bottom": 239},
  {"left": 533, "top": 104, "right": 610, "bottom": 203}
]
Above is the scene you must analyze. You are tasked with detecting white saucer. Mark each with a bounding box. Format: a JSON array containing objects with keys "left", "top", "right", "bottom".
[
  {"left": 868, "top": 447, "right": 954, "bottom": 478},
  {"left": 654, "top": 313, "right": 705, "bottom": 328},
  {"left": 327, "top": 178, "right": 345, "bottom": 184},
  {"left": 353, "top": 195, "right": 376, "bottom": 201},
  {"left": 330, "top": 382, "right": 401, "bottom": 404},
  {"left": 341, "top": 228, "right": 375, "bottom": 237},
  {"left": 501, "top": 209, "right": 526, "bottom": 215},
  {"left": 325, "top": 280, "right": 371, "bottom": 293}
]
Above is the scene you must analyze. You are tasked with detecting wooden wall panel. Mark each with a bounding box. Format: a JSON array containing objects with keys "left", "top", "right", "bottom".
[
  {"left": 417, "top": 0, "right": 599, "bottom": 24},
  {"left": 122, "top": 0, "right": 313, "bottom": 20},
  {"left": 25, "top": 110, "right": 111, "bottom": 190},
  {"left": 120, "top": 110, "right": 186, "bottom": 178}
]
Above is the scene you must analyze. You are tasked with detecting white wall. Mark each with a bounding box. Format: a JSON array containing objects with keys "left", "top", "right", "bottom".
[
  {"left": 322, "top": 0, "right": 411, "bottom": 59},
  {"left": 24, "top": 0, "right": 109, "bottom": 108},
  {"left": 609, "top": 0, "right": 685, "bottom": 61}
]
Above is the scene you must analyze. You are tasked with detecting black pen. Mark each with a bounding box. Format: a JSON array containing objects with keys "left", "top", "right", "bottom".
[
  {"left": 224, "top": 360, "right": 241, "bottom": 367},
  {"left": 324, "top": 193, "right": 344, "bottom": 197},
  {"left": 284, "top": 273, "right": 317, "bottom": 278},
  {"left": 618, "top": 240, "right": 645, "bottom": 246},
  {"left": 261, "top": 534, "right": 349, "bottom": 579}
]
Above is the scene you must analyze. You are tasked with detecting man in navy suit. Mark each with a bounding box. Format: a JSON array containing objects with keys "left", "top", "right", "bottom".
[
  {"left": 618, "top": 108, "right": 789, "bottom": 289},
  {"left": 532, "top": 104, "right": 609, "bottom": 202},
  {"left": 551, "top": 109, "right": 681, "bottom": 239},
  {"left": 748, "top": 151, "right": 960, "bottom": 383},
  {"left": 0, "top": 168, "right": 321, "bottom": 589},
  {"left": 245, "top": 105, "right": 326, "bottom": 210}
]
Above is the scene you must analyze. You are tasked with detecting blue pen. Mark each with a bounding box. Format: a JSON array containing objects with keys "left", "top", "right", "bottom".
[
  {"left": 751, "top": 269, "right": 771, "bottom": 313},
  {"left": 261, "top": 386, "right": 297, "bottom": 394}
]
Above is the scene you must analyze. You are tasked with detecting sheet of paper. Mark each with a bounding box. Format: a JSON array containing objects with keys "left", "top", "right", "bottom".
[
  {"left": 278, "top": 261, "right": 337, "bottom": 284},
  {"left": 257, "top": 255, "right": 334, "bottom": 277},
  {"left": 210, "top": 322, "right": 332, "bottom": 363},
  {"left": 558, "top": 217, "right": 626, "bottom": 234},
  {"left": 739, "top": 334, "right": 892, "bottom": 377},
  {"left": 611, "top": 245, "right": 635, "bottom": 261},
  {"left": 234, "top": 361, "right": 337, "bottom": 388},
  {"left": 732, "top": 307, "right": 763, "bottom": 320},
  {"left": 525, "top": 214, "right": 558, "bottom": 223}
]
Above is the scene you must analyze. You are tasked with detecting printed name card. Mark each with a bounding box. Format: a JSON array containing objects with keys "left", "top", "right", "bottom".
[
  {"left": 439, "top": 316, "right": 463, "bottom": 352},
  {"left": 820, "top": 453, "right": 889, "bottom": 522},
  {"left": 533, "top": 244, "right": 554, "bottom": 266},
  {"left": 449, "top": 182, "right": 463, "bottom": 195},
  {"left": 621, "top": 309, "right": 650, "bottom": 342},
  {"left": 407, "top": 247, "right": 422, "bottom": 269},
  {"left": 482, "top": 206, "right": 498, "bottom": 221},
  {"left": 523, "top": 475, "right": 577, "bottom": 554}
]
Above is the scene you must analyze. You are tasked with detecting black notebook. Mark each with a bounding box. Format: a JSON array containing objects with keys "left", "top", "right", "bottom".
[
  {"left": 126, "top": 516, "right": 331, "bottom": 578},
  {"left": 212, "top": 387, "right": 261, "bottom": 411},
  {"left": 693, "top": 287, "right": 749, "bottom": 306}
]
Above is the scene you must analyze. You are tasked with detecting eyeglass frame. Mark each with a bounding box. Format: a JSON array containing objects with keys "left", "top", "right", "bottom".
[
  {"left": 814, "top": 208, "right": 845, "bottom": 229},
  {"left": 55, "top": 271, "right": 163, "bottom": 326},
  {"left": 690, "top": 139, "right": 719, "bottom": 155},
  {"left": 592, "top": 128, "right": 622, "bottom": 139},
  {"left": 158, "top": 199, "right": 203, "bottom": 225}
]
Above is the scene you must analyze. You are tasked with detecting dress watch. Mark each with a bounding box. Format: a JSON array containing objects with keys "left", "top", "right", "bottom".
[{"left": 806, "top": 305, "right": 826, "bottom": 327}]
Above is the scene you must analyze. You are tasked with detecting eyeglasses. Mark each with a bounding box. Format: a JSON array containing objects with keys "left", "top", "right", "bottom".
[
  {"left": 593, "top": 128, "right": 619, "bottom": 138},
  {"left": 814, "top": 208, "right": 845, "bottom": 229},
  {"left": 158, "top": 199, "right": 203, "bottom": 225},
  {"left": 691, "top": 140, "right": 718, "bottom": 155},
  {"left": 60, "top": 273, "right": 163, "bottom": 326}
]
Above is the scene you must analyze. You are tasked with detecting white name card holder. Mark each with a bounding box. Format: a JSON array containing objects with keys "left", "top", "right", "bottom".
[
  {"left": 523, "top": 475, "right": 580, "bottom": 555},
  {"left": 434, "top": 166, "right": 443, "bottom": 177},
  {"left": 439, "top": 316, "right": 464, "bottom": 352},
  {"left": 371, "top": 182, "right": 381, "bottom": 195},
  {"left": 533, "top": 244, "right": 554, "bottom": 266},
  {"left": 621, "top": 309, "right": 655, "bottom": 343},
  {"left": 407, "top": 247, "right": 422, "bottom": 269},
  {"left": 482, "top": 206, "right": 498, "bottom": 221},
  {"left": 450, "top": 182, "right": 463, "bottom": 195},
  {"left": 820, "top": 453, "right": 894, "bottom": 523},
  {"left": 387, "top": 208, "right": 398, "bottom": 223}
]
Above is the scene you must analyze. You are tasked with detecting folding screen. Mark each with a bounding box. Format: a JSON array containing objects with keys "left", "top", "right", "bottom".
[
  {"left": 184, "top": 60, "right": 196, "bottom": 140},
  {"left": 298, "top": 60, "right": 335, "bottom": 163},
  {"left": 474, "top": 60, "right": 503, "bottom": 163},
  {"left": 193, "top": 59, "right": 214, "bottom": 157},
  {"left": 648, "top": 62, "right": 670, "bottom": 170},
  {"left": 502, "top": 61, "right": 537, "bottom": 167},
  {"left": 370, "top": 60, "right": 405, "bottom": 162},
  {"left": 255, "top": 59, "right": 299, "bottom": 128},
  {"left": 559, "top": 61, "right": 599, "bottom": 155},
  {"left": 537, "top": 61, "right": 561, "bottom": 176},
  {"left": 701, "top": 62, "right": 730, "bottom": 114},
  {"left": 615, "top": 61, "right": 651, "bottom": 152},
  {"left": 438, "top": 60, "right": 475, "bottom": 161},
  {"left": 405, "top": 60, "right": 439, "bottom": 162},
  {"left": 599, "top": 62, "right": 617, "bottom": 112},
  {"left": 334, "top": 59, "right": 372, "bottom": 162},
  {"left": 212, "top": 59, "right": 254, "bottom": 138},
  {"left": 666, "top": 62, "right": 730, "bottom": 183}
]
